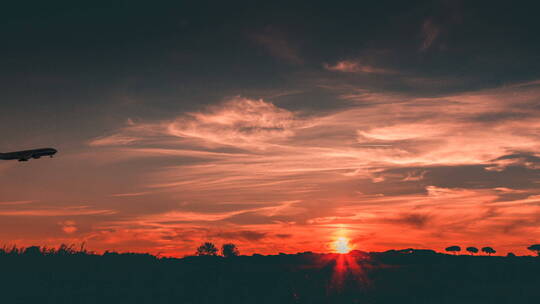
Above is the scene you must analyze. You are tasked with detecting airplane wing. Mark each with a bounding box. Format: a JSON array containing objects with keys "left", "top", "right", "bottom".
[{"left": 17, "top": 152, "right": 34, "bottom": 161}]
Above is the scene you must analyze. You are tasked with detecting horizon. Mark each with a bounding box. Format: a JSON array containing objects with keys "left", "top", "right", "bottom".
[
  {"left": 2, "top": 1, "right": 540, "bottom": 257},
  {"left": 4, "top": 242, "right": 539, "bottom": 258}
]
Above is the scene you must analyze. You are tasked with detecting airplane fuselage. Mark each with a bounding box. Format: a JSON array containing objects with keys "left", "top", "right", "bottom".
[{"left": 0, "top": 148, "right": 58, "bottom": 162}]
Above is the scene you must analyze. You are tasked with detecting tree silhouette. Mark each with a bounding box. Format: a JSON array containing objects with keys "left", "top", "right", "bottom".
[
  {"left": 445, "top": 246, "right": 461, "bottom": 255},
  {"left": 481, "top": 247, "right": 496, "bottom": 256},
  {"left": 196, "top": 242, "right": 218, "bottom": 256},
  {"left": 23, "top": 246, "right": 42, "bottom": 256},
  {"left": 527, "top": 244, "right": 540, "bottom": 256},
  {"left": 221, "top": 243, "right": 239, "bottom": 258},
  {"left": 466, "top": 246, "right": 479, "bottom": 255}
]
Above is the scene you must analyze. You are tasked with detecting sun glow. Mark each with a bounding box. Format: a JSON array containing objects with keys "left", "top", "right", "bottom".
[{"left": 334, "top": 237, "right": 351, "bottom": 254}]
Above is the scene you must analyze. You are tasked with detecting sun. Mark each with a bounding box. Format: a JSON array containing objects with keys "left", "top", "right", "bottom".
[{"left": 334, "top": 237, "right": 351, "bottom": 254}]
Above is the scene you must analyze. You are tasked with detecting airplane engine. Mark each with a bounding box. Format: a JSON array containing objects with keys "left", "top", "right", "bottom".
[{"left": 32, "top": 155, "right": 41, "bottom": 159}]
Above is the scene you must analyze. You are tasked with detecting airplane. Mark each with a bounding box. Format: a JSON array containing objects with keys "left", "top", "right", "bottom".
[{"left": 0, "top": 148, "right": 58, "bottom": 162}]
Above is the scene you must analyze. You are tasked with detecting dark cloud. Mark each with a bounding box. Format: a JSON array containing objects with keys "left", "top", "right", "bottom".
[
  {"left": 373, "top": 161, "right": 540, "bottom": 197},
  {"left": 274, "top": 234, "right": 292, "bottom": 239},
  {"left": 469, "top": 112, "right": 533, "bottom": 123},
  {"left": 427, "top": 165, "right": 540, "bottom": 190},
  {"left": 491, "top": 189, "right": 531, "bottom": 203},
  {"left": 222, "top": 211, "right": 294, "bottom": 225},
  {"left": 498, "top": 216, "right": 540, "bottom": 234},
  {"left": 176, "top": 202, "right": 276, "bottom": 214},
  {"left": 250, "top": 26, "right": 304, "bottom": 64},
  {"left": 492, "top": 152, "right": 540, "bottom": 165},
  {"left": 211, "top": 230, "right": 267, "bottom": 241},
  {"left": 382, "top": 213, "right": 431, "bottom": 229}
]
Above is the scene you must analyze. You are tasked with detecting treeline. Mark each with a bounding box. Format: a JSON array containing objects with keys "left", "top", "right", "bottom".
[
  {"left": 444, "top": 244, "right": 540, "bottom": 256},
  {"left": 2, "top": 242, "right": 540, "bottom": 259},
  {"left": 2, "top": 242, "right": 540, "bottom": 258}
]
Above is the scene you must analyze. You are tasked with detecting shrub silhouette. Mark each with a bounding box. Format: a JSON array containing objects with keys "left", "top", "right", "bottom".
[
  {"left": 23, "top": 246, "right": 42, "bottom": 256},
  {"left": 196, "top": 242, "right": 218, "bottom": 256},
  {"left": 482, "top": 247, "right": 496, "bottom": 255},
  {"left": 221, "top": 243, "right": 239, "bottom": 258},
  {"left": 466, "top": 246, "right": 479, "bottom": 255},
  {"left": 528, "top": 244, "right": 540, "bottom": 256},
  {"left": 56, "top": 243, "right": 78, "bottom": 255},
  {"left": 445, "top": 246, "right": 461, "bottom": 255}
]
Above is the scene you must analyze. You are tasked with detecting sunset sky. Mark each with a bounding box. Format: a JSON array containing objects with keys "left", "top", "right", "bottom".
[{"left": 1, "top": 1, "right": 540, "bottom": 256}]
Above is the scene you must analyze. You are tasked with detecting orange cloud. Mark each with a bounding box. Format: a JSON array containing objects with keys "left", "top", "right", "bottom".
[
  {"left": 6, "top": 81, "right": 540, "bottom": 256},
  {"left": 0, "top": 206, "right": 116, "bottom": 216},
  {"left": 59, "top": 220, "right": 78, "bottom": 234}
]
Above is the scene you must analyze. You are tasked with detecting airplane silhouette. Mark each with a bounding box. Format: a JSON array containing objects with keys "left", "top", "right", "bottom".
[{"left": 0, "top": 148, "right": 57, "bottom": 162}]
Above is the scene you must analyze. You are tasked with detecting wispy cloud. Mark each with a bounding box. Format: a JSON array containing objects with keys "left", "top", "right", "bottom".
[
  {"left": 324, "top": 60, "right": 395, "bottom": 74},
  {"left": 210, "top": 230, "right": 267, "bottom": 241},
  {"left": 0, "top": 206, "right": 116, "bottom": 217},
  {"left": 89, "top": 134, "right": 141, "bottom": 147},
  {"left": 0, "top": 200, "right": 34, "bottom": 205},
  {"left": 91, "top": 82, "right": 540, "bottom": 195},
  {"left": 13, "top": 80, "right": 540, "bottom": 255},
  {"left": 251, "top": 27, "right": 303, "bottom": 64},
  {"left": 420, "top": 18, "right": 440, "bottom": 51},
  {"left": 111, "top": 192, "right": 152, "bottom": 198}
]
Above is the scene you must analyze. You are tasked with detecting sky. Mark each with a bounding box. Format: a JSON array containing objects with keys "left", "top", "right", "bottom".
[{"left": 1, "top": 1, "right": 540, "bottom": 256}]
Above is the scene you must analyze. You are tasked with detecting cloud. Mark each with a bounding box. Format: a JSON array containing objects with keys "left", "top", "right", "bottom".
[
  {"left": 92, "top": 97, "right": 301, "bottom": 151},
  {"left": 211, "top": 230, "right": 267, "bottom": 241},
  {"left": 420, "top": 18, "right": 440, "bottom": 51},
  {"left": 89, "top": 134, "right": 141, "bottom": 147},
  {"left": 59, "top": 220, "right": 78, "bottom": 234},
  {"left": 176, "top": 202, "right": 277, "bottom": 214},
  {"left": 87, "top": 83, "right": 540, "bottom": 203},
  {"left": 275, "top": 233, "right": 292, "bottom": 239},
  {"left": 0, "top": 206, "right": 116, "bottom": 217},
  {"left": 251, "top": 27, "right": 303, "bottom": 64},
  {"left": 0, "top": 200, "right": 34, "bottom": 205},
  {"left": 382, "top": 213, "right": 431, "bottom": 229},
  {"left": 92, "top": 82, "right": 540, "bottom": 178},
  {"left": 111, "top": 192, "right": 152, "bottom": 197},
  {"left": 487, "top": 152, "right": 540, "bottom": 171},
  {"left": 324, "top": 61, "right": 395, "bottom": 74},
  {"left": 402, "top": 170, "right": 427, "bottom": 182},
  {"left": 167, "top": 97, "right": 300, "bottom": 148},
  {"left": 77, "top": 81, "right": 540, "bottom": 255},
  {"left": 222, "top": 211, "right": 294, "bottom": 225}
]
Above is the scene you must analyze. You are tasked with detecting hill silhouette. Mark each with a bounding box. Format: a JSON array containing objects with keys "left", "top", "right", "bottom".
[{"left": 1, "top": 245, "right": 539, "bottom": 303}]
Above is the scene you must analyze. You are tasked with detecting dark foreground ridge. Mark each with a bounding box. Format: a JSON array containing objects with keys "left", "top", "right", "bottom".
[{"left": 1, "top": 246, "right": 539, "bottom": 304}]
